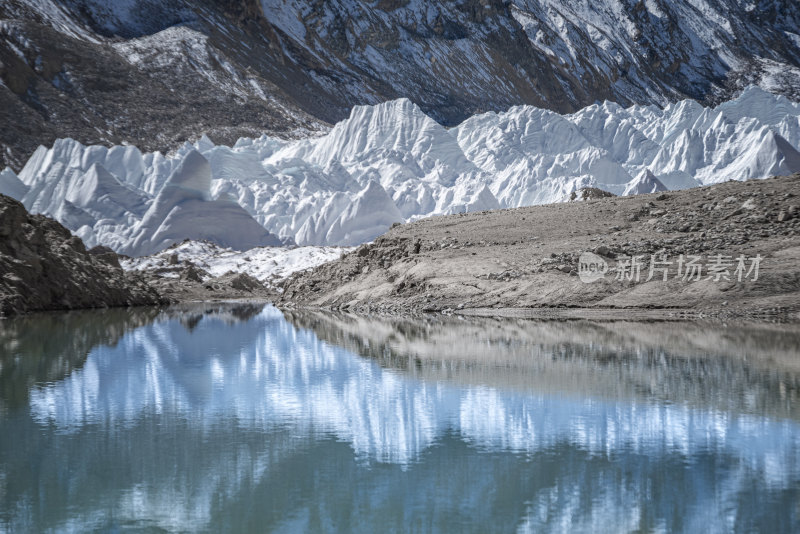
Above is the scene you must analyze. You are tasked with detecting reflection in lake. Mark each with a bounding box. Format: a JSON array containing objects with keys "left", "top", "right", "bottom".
[
  {"left": 1, "top": 305, "right": 799, "bottom": 532},
  {"left": 0, "top": 307, "right": 162, "bottom": 414}
]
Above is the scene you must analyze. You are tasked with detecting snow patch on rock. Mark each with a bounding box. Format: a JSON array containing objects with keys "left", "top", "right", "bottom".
[{"left": 122, "top": 240, "right": 350, "bottom": 285}]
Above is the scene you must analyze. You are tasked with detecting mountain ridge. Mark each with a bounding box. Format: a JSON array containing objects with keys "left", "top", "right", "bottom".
[{"left": 2, "top": 0, "right": 799, "bottom": 170}]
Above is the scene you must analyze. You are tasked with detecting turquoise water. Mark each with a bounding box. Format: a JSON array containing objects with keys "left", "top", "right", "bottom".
[{"left": 1, "top": 304, "right": 799, "bottom": 533}]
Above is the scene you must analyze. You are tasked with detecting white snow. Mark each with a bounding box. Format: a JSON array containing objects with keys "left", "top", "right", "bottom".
[
  {"left": 122, "top": 150, "right": 285, "bottom": 256},
  {"left": 13, "top": 87, "right": 800, "bottom": 253}
]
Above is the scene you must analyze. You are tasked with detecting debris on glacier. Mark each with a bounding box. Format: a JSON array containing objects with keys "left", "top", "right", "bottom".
[{"left": 122, "top": 240, "right": 351, "bottom": 288}]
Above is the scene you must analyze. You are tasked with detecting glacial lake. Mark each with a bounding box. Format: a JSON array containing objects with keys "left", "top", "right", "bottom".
[{"left": 1, "top": 304, "right": 800, "bottom": 533}]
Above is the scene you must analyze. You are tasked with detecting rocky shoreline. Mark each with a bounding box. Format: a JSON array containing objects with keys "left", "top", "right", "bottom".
[
  {"left": 0, "top": 193, "right": 284, "bottom": 316},
  {"left": 278, "top": 173, "right": 800, "bottom": 321},
  {"left": 0, "top": 194, "right": 166, "bottom": 316},
  {"left": 135, "top": 262, "right": 277, "bottom": 305},
  {"left": 4, "top": 174, "right": 800, "bottom": 320}
]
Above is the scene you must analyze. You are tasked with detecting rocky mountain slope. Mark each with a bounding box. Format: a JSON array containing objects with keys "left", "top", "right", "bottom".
[
  {"left": 278, "top": 173, "right": 800, "bottom": 318},
  {"left": 1, "top": 0, "right": 799, "bottom": 170},
  {"left": 5, "top": 88, "right": 799, "bottom": 252},
  {"left": 0, "top": 193, "right": 164, "bottom": 315}
]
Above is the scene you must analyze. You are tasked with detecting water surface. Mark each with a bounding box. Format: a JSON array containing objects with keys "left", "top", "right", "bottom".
[{"left": 1, "top": 305, "right": 799, "bottom": 533}]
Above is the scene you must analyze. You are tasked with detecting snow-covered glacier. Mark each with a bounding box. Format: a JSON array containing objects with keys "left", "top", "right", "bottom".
[{"left": 2, "top": 87, "right": 799, "bottom": 255}]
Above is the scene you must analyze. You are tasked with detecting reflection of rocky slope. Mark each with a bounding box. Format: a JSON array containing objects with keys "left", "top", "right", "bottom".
[
  {"left": 280, "top": 173, "right": 800, "bottom": 317},
  {"left": 285, "top": 310, "right": 800, "bottom": 421},
  {"left": 2, "top": 305, "right": 799, "bottom": 531},
  {"left": 0, "top": 306, "right": 160, "bottom": 412},
  {"left": 0, "top": 193, "right": 163, "bottom": 315},
  {"left": 2, "top": 0, "right": 799, "bottom": 169}
]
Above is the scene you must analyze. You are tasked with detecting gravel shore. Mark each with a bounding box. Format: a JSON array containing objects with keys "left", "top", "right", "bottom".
[{"left": 279, "top": 173, "right": 800, "bottom": 320}]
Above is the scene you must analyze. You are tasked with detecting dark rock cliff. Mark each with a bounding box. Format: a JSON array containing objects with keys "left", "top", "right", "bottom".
[{"left": 0, "top": 193, "right": 164, "bottom": 315}]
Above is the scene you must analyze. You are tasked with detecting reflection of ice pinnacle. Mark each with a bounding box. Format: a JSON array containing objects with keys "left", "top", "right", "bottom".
[{"left": 578, "top": 251, "right": 608, "bottom": 283}]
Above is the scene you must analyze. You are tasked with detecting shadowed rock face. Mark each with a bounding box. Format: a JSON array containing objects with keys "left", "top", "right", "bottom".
[
  {"left": 0, "top": 193, "right": 164, "bottom": 316},
  {"left": 1, "top": 0, "right": 799, "bottom": 170}
]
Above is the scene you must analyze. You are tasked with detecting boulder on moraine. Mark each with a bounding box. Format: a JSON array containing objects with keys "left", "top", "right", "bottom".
[{"left": 0, "top": 194, "right": 164, "bottom": 316}]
